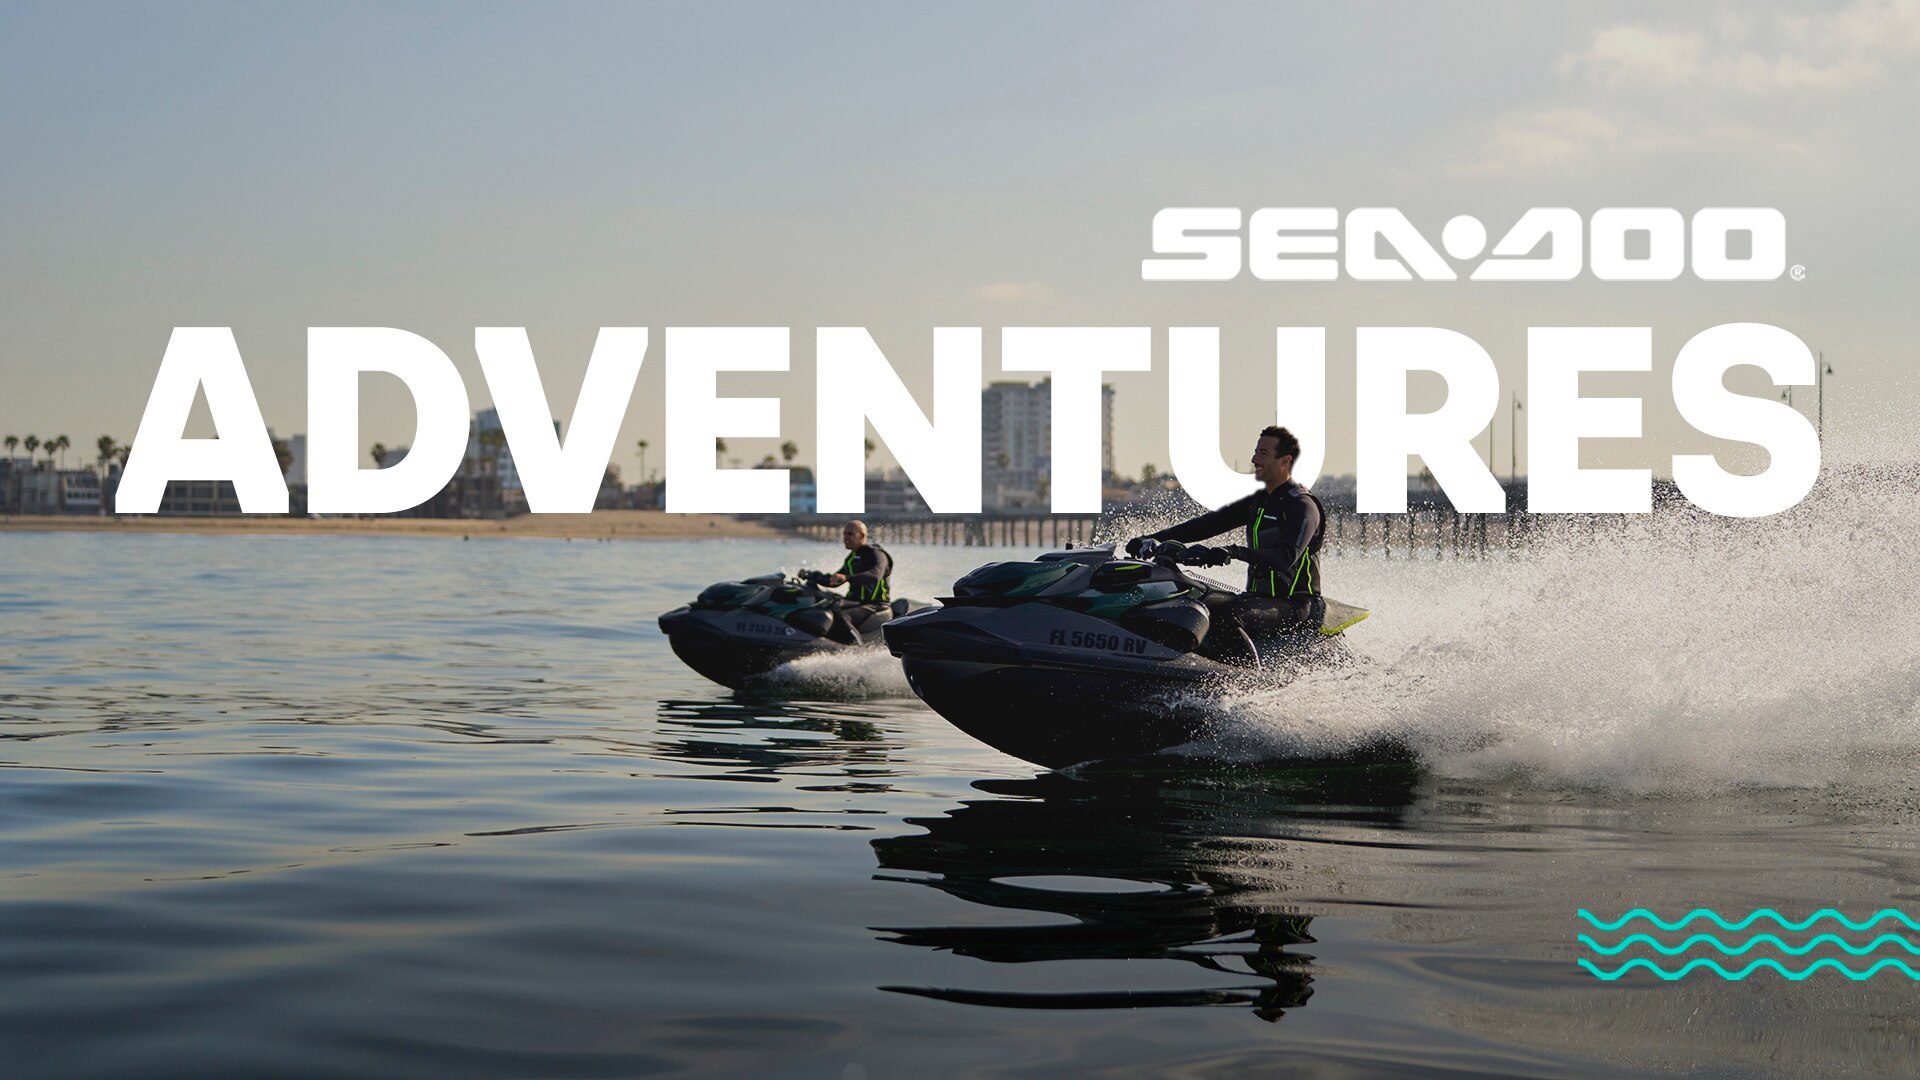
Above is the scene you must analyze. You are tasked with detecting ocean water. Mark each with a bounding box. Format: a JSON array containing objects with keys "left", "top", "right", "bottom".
[{"left": 5, "top": 500, "right": 1920, "bottom": 1078}]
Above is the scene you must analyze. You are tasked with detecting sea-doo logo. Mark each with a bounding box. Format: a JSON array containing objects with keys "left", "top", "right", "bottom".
[
  {"left": 734, "top": 621, "right": 794, "bottom": 637},
  {"left": 1143, "top": 208, "right": 1786, "bottom": 282}
]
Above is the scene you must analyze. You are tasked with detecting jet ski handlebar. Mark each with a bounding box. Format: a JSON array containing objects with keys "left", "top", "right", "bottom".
[
  {"left": 798, "top": 569, "right": 835, "bottom": 588},
  {"left": 1130, "top": 537, "right": 1187, "bottom": 564},
  {"left": 1130, "top": 538, "right": 1232, "bottom": 568}
]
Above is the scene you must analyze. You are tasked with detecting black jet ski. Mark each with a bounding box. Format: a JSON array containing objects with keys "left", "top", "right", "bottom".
[
  {"left": 881, "top": 540, "right": 1384, "bottom": 770},
  {"left": 659, "top": 571, "right": 928, "bottom": 689}
]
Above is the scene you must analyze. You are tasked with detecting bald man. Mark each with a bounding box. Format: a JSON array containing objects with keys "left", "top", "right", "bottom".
[{"left": 825, "top": 520, "right": 893, "bottom": 605}]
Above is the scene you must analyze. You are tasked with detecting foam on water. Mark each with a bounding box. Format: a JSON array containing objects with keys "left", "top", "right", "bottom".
[
  {"left": 761, "top": 646, "right": 915, "bottom": 698},
  {"left": 1159, "top": 469, "right": 1920, "bottom": 790}
]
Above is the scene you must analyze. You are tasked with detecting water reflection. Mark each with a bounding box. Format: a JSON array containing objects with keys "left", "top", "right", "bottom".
[
  {"left": 651, "top": 697, "right": 902, "bottom": 779},
  {"left": 871, "top": 766, "right": 1418, "bottom": 1020}
]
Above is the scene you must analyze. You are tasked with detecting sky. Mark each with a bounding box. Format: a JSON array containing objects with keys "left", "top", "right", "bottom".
[{"left": 3, "top": 1, "right": 1917, "bottom": 484}]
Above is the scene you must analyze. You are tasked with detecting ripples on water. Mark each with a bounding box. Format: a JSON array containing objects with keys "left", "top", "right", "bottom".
[{"left": 4, "top": 519, "right": 1920, "bottom": 1077}]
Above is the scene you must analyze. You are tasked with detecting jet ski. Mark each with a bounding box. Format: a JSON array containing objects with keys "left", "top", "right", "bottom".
[
  {"left": 659, "top": 571, "right": 929, "bottom": 689},
  {"left": 882, "top": 539, "right": 1386, "bottom": 770}
]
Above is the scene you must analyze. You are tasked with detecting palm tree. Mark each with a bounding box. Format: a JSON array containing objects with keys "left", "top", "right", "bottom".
[
  {"left": 114, "top": 445, "right": 131, "bottom": 468},
  {"left": 715, "top": 437, "right": 728, "bottom": 468},
  {"left": 476, "top": 428, "right": 506, "bottom": 475},
  {"left": 779, "top": 440, "right": 798, "bottom": 466},
  {"left": 52, "top": 435, "right": 70, "bottom": 469},
  {"left": 271, "top": 437, "right": 294, "bottom": 477},
  {"left": 370, "top": 442, "right": 388, "bottom": 468},
  {"left": 3, "top": 435, "right": 16, "bottom": 460},
  {"left": 636, "top": 439, "right": 649, "bottom": 480},
  {"left": 863, "top": 438, "right": 876, "bottom": 467},
  {"left": 1140, "top": 463, "right": 1158, "bottom": 488},
  {"left": 759, "top": 453, "right": 778, "bottom": 468},
  {"left": 96, "top": 435, "right": 119, "bottom": 475},
  {"left": 23, "top": 435, "right": 39, "bottom": 467}
]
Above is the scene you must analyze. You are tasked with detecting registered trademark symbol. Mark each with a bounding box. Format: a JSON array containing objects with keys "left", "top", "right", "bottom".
[{"left": 1790, "top": 264, "right": 1807, "bottom": 280}]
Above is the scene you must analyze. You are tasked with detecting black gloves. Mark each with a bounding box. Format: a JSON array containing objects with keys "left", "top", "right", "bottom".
[
  {"left": 1178, "top": 545, "right": 1233, "bottom": 568},
  {"left": 800, "top": 570, "right": 832, "bottom": 587},
  {"left": 1124, "top": 538, "right": 1235, "bottom": 567}
]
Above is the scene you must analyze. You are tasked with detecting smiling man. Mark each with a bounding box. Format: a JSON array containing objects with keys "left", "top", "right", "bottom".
[{"left": 1128, "top": 426, "right": 1326, "bottom": 640}]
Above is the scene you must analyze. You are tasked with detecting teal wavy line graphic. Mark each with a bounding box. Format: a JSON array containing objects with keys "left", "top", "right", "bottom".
[
  {"left": 1579, "top": 957, "right": 1920, "bottom": 981},
  {"left": 1580, "top": 933, "right": 1920, "bottom": 957},
  {"left": 1577, "top": 908, "right": 1920, "bottom": 932}
]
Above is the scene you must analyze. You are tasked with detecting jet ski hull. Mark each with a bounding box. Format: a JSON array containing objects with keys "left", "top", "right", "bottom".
[
  {"left": 883, "top": 553, "right": 1400, "bottom": 771},
  {"left": 901, "top": 650, "right": 1411, "bottom": 770},
  {"left": 658, "top": 606, "right": 847, "bottom": 689},
  {"left": 899, "top": 655, "right": 1218, "bottom": 768}
]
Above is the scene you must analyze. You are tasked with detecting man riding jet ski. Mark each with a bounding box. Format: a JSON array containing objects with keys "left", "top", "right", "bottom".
[
  {"left": 658, "top": 519, "right": 925, "bottom": 689},
  {"left": 1129, "top": 425, "right": 1327, "bottom": 648},
  {"left": 882, "top": 427, "right": 1377, "bottom": 770}
]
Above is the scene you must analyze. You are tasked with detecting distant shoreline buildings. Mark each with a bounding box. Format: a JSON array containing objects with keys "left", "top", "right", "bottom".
[
  {"left": 2, "top": 380, "right": 1176, "bottom": 519},
  {"left": 981, "top": 378, "right": 1117, "bottom": 510}
]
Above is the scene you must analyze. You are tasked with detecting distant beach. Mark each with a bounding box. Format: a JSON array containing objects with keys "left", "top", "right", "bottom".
[{"left": 0, "top": 510, "right": 789, "bottom": 541}]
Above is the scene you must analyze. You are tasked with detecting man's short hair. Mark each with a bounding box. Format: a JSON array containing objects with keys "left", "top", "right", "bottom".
[
  {"left": 1259, "top": 426, "right": 1301, "bottom": 463},
  {"left": 844, "top": 520, "right": 868, "bottom": 538}
]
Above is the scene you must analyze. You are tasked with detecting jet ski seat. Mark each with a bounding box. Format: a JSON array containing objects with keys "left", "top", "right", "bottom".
[{"left": 839, "top": 602, "right": 894, "bottom": 643}]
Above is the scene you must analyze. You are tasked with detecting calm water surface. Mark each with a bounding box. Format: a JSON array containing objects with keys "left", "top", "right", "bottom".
[{"left": 4, "top": 531, "right": 1919, "bottom": 1078}]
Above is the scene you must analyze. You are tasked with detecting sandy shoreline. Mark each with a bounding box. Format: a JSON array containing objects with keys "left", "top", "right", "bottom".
[{"left": 0, "top": 511, "right": 794, "bottom": 541}]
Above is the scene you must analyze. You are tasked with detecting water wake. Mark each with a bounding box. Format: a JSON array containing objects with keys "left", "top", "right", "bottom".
[
  {"left": 761, "top": 647, "right": 914, "bottom": 699},
  {"left": 1162, "top": 469, "right": 1920, "bottom": 790}
]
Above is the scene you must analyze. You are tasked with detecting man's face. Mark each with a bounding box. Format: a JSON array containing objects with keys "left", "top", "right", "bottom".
[
  {"left": 1250, "top": 436, "right": 1292, "bottom": 484},
  {"left": 842, "top": 526, "right": 863, "bottom": 550}
]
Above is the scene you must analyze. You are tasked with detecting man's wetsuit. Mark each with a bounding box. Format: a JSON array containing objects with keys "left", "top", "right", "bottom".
[
  {"left": 838, "top": 544, "right": 893, "bottom": 605},
  {"left": 1149, "top": 481, "right": 1325, "bottom": 636}
]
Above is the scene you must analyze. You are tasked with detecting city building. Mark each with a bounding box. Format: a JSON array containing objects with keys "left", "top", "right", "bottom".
[
  {"left": 789, "top": 467, "right": 816, "bottom": 514},
  {"left": 0, "top": 462, "right": 101, "bottom": 514},
  {"left": 5, "top": 461, "right": 58, "bottom": 511},
  {"left": 980, "top": 379, "right": 1114, "bottom": 509},
  {"left": 56, "top": 470, "right": 101, "bottom": 512},
  {"left": 864, "top": 469, "right": 926, "bottom": 515},
  {"left": 475, "top": 408, "right": 560, "bottom": 506},
  {"left": 0, "top": 457, "right": 21, "bottom": 512},
  {"left": 155, "top": 480, "right": 244, "bottom": 515},
  {"left": 285, "top": 434, "right": 306, "bottom": 487}
]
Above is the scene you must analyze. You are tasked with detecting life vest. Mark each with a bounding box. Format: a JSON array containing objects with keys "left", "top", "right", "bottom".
[
  {"left": 840, "top": 543, "right": 892, "bottom": 603},
  {"left": 1246, "top": 488, "right": 1325, "bottom": 599}
]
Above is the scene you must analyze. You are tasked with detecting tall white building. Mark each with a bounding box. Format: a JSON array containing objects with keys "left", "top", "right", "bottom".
[
  {"left": 475, "top": 408, "right": 560, "bottom": 494},
  {"left": 285, "top": 434, "right": 306, "bottom": 487},
  {"left": 980, "top": 380, "right": 1114, "bottom": 509}
]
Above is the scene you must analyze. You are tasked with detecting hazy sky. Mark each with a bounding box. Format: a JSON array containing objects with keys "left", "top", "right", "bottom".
[{"left": 3, "top": 1, "right": 1916, "bottom": 482}]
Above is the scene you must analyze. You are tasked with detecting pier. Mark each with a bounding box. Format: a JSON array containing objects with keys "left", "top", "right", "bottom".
[
  {"left": 791, "top": 514, "right": 1104, "bottom": 548},
  {"left": 788, "top": 505, "right": 1546, "bottom": 558}
]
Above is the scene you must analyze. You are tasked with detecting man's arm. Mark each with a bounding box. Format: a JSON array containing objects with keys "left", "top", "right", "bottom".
[
  {"left": 827, "top": 550, "right": 856, "bottom": 587},
  {"left": 1150, "top": 494, "right": 1254, "bottom": 545}
]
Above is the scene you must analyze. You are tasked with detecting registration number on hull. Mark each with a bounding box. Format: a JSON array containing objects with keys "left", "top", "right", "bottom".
[{"left": 1048, "top": 629, "right": 1149, "bottom": 655}]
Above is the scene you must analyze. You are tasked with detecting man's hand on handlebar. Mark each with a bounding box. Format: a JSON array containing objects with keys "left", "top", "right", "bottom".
[{"left": 1176, "top": 545, "right": 1233, "bottom": 568}]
